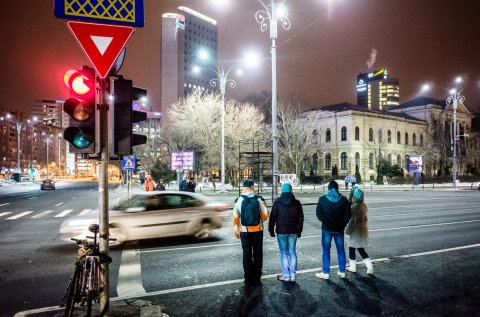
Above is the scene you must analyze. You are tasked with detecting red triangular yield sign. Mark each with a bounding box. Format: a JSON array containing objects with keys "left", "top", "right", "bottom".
[{"left": 67, "top": 21, "right": 134, "bottom": 78}]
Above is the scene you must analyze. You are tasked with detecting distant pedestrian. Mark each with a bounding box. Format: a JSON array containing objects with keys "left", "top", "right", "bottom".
[
  {"left": 179, "top": 179, "right": 188, "bottom": 191},
  {"left": 233, "top": 180, "right": 269, "bottom": 287},
  {"left": 344, "top": 175, "right": 350, "bottom": 190},
  {"left": 144, "top": 175, "right": 156, "bottom": 192},
  {"left": 351, "top": 175, "right": 357, "bottom": 187},
  {"left": 315, "top": 180, "right": 351, "bottom": 279},
  {"left": 156, "top": 179, "right": 166, "bottom": 191},
  {"left": 345, "top": 187, "right": 373, "bottom": 274},
  {"left": 187, "top": 178, "right": 196, "bottom": 192},
  {"left": 269, "top": 183, "right": 304, "bottom": 282}
]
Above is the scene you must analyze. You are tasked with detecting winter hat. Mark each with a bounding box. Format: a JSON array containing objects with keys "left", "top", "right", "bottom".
[
  {"left": 328, "top": 180, "right": 339, "bottom": 191},
  {"left": 243, "top": 180, "right": 254, "bottom": 189},
  {"left": 352, "top": 187, "right": 364, "bottom": 202},
  {"left": 281, "top": 183, "right": 292, "bottom": 193}
]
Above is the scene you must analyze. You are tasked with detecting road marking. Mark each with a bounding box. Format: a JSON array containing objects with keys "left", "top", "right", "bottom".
[
  {"left": 55, "top": 209, "right": 73, "bottom": 217},
  {"left": 54, "top": 202, "right": 64, "bottom": 206},
  {"left": 28, "top": 197, "right": 37, "bottom": 199},
  {"left": 0, "top": 203, "right": 10, "bottom": 207},
  {"left": 117, "top": 249, "right": 146, "bottom": 297},
  {"left": 31, "top": 210, "right": 54, "bottom": 219},
  {"left": 77, "top": 208, "right": 92, "bottom": 216},
  {"left": 6, "top": 211, "right": 34, "bottom": 220},
  {"left": 0, "top": 212, "right": 13, "bottom": 218},
  {"left": 371, "top": 219, "right": 480, "bottom": 232}
]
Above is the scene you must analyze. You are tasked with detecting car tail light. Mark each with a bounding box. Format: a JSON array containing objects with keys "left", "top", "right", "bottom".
[{"left": 215, "top": 204, "right": 228, "bottom": 211}]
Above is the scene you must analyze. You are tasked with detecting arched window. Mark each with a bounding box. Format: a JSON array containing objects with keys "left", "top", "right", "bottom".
[
  {"left": 387, "top": 153, "right": 392, "bottom": 164},
  {"left": 420, "top": 134, "right": 424, "bottom": 146},
  {"left": 355, "top": 127, "right": 360, "bottom": 141},
  {"left": 369, "top": 153, "right": 374, "bottom": 169},
  {"left": 340, "top": 152, "right": 348, "bottom": 170},
  {"left": 326, "top": 129, "right": 331, "bottom": 143},
  {"left": 413, "top": 133, "right": 417, "bottom": 146},
  {"left": 313, "top": 130, "right": 318, "bottom": 144},
  {"left": 397, "top": 154, "right": 401, "bottom": 166},
  {"left": 405, "top": 132, "right": 409, "bottom": 145},
  {"left": 378, "top": 129, "right": 383, "bottom": 143},
  {"left": 369, "top": 128, "right": 374, "bottom": 142},
  {"left": 397, "top": 131, "right": 401, "bottom": 144},
  {"left": 325, "top": 153, "right": 332, "bottom": 170},
  {"left": 387, "top": 130, "right": 392, "bottom": 143},
  {"left": 355, "top": 152, "right": 360, "bottom": 170},
  {"left": 341, "top": 127, "right": 347, "bottom": 141},
  {"left": 312, "top": 153, "right": 318, "bottom": 172}
]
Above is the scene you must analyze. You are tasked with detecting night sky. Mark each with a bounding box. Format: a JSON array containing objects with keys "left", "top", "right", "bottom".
[{"left": 1, "top": 0, "right": 479, "bottom": 114}]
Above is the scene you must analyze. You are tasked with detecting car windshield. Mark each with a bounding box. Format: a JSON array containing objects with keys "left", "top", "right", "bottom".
[{"left": 112, "top": 195, "right": 148, "bottom": 210}]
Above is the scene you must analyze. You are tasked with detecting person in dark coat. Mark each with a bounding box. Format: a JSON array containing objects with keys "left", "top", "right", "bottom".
[
  {"left": 269, "top": 183, "right": 304, "bottom": 282},
  {"left": 315, "top": 180, "right": 351, "bottom": 279},
  {"left": 187, "top": 178, "right": 196, "bottom": 192},
  {"left": 179, "top": 179, "right": 188, "bottom": 191}
]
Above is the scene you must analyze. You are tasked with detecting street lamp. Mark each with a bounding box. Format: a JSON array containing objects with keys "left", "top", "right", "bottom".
[
  {"left": 446, "top": 77, "right": 465, "bottom": 190},
  {"left": 194, "top": 53, "right": 243, "bottom": 193},
  {"left": 255, "top": 0, "right": 291, "bottom": 197},
  {"left": 57, "top": 133, "right": 63, "bottom": 177},
  {"left": 43, "top": 132, "right": 53, "bottom": 179},
  {"left": 0, "top": 113, "right": 38, "bottom": 176}
]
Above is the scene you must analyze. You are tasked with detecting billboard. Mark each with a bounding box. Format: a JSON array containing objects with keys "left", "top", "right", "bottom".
[
  {"left": 170, "top": 151, "right": 195, "bottom": 171},
  {"left": 407, "top": 156, "right": 423, "bottom": 173}
]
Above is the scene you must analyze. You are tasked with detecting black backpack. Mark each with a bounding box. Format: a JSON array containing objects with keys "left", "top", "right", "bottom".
[{"left": 240, "top": 195, "right": 260, "bottom": 226}]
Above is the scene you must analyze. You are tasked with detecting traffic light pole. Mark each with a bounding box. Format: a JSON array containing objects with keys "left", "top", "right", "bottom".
[{"left": 98, "top": 78, "right": 110, "bottom": 316}]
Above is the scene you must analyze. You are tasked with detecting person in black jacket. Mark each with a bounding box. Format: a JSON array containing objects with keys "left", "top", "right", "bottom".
[
  {"left": 269, "top": 183, "right": 304, "bottom": 282},
  {"left": 315, "top": 180, "right": 351, "bottom": 280}
]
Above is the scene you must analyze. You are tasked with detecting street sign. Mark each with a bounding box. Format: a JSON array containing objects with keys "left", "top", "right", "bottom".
[
  {"left": 54, "top": 0, "right": 144, "bottom": 27},
  {"left": 122, "top": 156, "right": 136, "bottom": 171},
  {"left": 67, "top": 21, "right": 134, "bottom": 78}
]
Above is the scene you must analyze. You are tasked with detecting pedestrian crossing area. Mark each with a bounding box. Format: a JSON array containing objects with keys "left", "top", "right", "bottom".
[{"left": 0, "top": 208, "right": 93, "bottom": 221}]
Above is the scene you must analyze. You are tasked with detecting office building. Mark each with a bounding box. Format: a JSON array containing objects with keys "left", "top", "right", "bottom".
[
  {"left": 161, "top": 7, "right": 218, "bottom": 120},
  {"left": 356, "top": 69, "right": 400, "bottom": 110}
]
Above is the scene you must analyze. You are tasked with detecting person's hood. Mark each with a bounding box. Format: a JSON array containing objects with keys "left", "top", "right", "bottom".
[
  {"left": 325, "top": 188, "right": 342, "bottom": 202},
  {"left": 277, "top": 192, "right": 295, "bottom": 205}
]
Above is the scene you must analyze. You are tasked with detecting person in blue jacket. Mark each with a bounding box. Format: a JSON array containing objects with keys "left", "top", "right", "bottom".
[{"left": 315, "top": 180, "right": 351, "bottom": 280}]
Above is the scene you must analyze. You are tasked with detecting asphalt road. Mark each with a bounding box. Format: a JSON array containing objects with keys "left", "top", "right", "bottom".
[{"left": 1, "top": 182, "right": 479, "bottom": 317}]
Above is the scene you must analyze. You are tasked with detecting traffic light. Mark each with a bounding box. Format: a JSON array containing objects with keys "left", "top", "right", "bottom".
[
  {"left": 111, "top": 78, "right": 147, "bottom": 155},
  {"left": 63, "top": 67, "right": 96, "bottom": 153}
]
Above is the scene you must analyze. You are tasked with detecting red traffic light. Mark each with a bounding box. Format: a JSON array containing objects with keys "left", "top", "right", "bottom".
[{"left": 64, "top": 69, "right": 93, "bottom": 95}]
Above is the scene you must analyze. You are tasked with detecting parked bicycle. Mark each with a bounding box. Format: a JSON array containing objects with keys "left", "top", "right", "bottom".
[{"left": 62, "top": 223, "right": 115, "bottom": 317}]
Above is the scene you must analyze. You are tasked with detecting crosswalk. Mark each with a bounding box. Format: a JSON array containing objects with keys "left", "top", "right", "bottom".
[{"left": 0, "top": 208, "right": 93, "bottom": 221}]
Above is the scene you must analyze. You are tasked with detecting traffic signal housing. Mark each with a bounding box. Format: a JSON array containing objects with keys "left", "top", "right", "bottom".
[
  {"left": 111, "top": 78, "right": 147, "bottom": 155},
  {"left": 63, "top": 67, "right": 96, "bottom": 153}
]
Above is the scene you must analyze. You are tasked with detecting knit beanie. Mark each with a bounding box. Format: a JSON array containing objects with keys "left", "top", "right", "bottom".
[
  {"left": 281, "top": 183, "right": 292, "bottom": 193},
  {"left": 353, "top": 187, "right": 364, "bottom": 202}
]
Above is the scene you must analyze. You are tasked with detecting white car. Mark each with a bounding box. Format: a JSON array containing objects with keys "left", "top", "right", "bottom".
[{"left": 60, "top": 191, "right": 229, "bottom": 246}]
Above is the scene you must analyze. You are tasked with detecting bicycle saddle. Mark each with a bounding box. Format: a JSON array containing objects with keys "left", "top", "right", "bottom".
[{"left": 88, "top": 224, "right": 99, "bottom": 233}]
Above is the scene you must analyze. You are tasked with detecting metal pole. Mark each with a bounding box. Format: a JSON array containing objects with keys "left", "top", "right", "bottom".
[
  {"left": 98, "top": 78, "right": 110, "bottom": 316},
  {"left": 17, "top": 123, "right": 21, "bottom": 174},
  {"left": 452, "top": 99, "right": 457, "bottom": 189},
  {"left": 46, "top": 138, "right": 49, "bottom": 179},
  {"left": 221, "top": 92, "right": 226, "bottom": 192},
  {"left": 271, "top": 36, "right": 278, "bottom": 199}
]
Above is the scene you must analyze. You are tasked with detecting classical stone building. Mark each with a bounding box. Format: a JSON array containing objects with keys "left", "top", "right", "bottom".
[{"left": 301, "top": 97, "right": 480, "bottom": 182}]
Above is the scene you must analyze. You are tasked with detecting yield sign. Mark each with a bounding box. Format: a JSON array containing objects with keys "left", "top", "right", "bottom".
[{"left": 67, "top": 21, "right": 134, "bottom": 78}]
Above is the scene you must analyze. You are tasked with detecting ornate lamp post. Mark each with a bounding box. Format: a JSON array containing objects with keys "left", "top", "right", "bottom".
[
  {"left": 446, "top": 77, "right": 465, "bottom": 190},
  {"left": 255, "top": 0, "right": 290, "bottom": 197}
]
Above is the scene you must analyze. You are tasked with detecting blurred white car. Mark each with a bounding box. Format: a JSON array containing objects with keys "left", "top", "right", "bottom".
[{"left": 60, "top": 191, "right": 229, "bottom": 246}]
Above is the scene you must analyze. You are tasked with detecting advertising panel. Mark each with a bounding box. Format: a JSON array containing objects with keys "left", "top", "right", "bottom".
[
  {"left": 407, "top": 156, "right": 423, "bottom": 173},
  {"left": 170, "top": 151, "right": 195, "bottom": 171}
]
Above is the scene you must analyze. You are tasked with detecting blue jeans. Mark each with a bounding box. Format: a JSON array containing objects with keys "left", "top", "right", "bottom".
[
  {"left": 321, "top": 230, "right": 346, "bottom": 274},
  {"left": 277, "top": 234, "right": 298, "bottom": 277}
]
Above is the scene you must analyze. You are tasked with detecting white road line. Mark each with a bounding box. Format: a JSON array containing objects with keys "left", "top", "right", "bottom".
[
  {"left": 54, "top": 209, "right": 73, "bottom": 217},
  {"left": 31, "top": 210, "right": 54, "bottom": 219},
  {"left": 6, "top": 211, "right": 34, "bottom": 220},
  {"left": 28, "top": 197, "right": 38, "bottom": 200},
  {"left": 0, "top": 203, "right": 10, "bottom": 207},
  {"left": 77, "top": 209, "right": 92, "bottom": 216},
  {"left": 114, "top": 243, "right": 480, "bottom": 301},
  {"left": 54, "top": 202, "right": 64, "bottom": 207},
  {"left": 117, "top": 250, "right": 146, "bottom": 297},
  {"left": 0, "top": 212, "right": 13, "bottom": 218},
  {"left": 371, "top": 219, "right": 480, "bottom": 232}
]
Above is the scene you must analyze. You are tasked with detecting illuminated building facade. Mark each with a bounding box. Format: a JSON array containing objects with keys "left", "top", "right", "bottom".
[
  {"left": 356, "top": 69, "right": 400, "bottom": 110},
  {"left": 160, "top": 7, "right": 218, "bottom": 119}
]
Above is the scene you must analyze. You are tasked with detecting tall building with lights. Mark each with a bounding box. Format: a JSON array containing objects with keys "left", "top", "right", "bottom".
[
  {"left": 160, "top": 7, "right": 218, "bottom": 120},
  {"left": 356, "top": 69, "right": 400, "bottom": 110}
]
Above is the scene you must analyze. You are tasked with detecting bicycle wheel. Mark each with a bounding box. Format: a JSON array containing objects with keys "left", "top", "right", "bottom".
[
  {"left": 64, "top": 264, "right": 81, "bottom": 317},
  {"left": 85, "top": 257, "right": 98, "bottom": 317}
]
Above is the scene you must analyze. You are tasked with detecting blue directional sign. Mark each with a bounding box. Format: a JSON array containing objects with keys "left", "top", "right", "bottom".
[
  {"left": 122, "top": 156, "right": 136, "bottom": 171},
  {"left": 54, "top": 0, "right": 144, "bottom": 27}
]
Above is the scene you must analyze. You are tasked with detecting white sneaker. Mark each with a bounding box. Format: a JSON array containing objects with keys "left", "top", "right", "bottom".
[
  {"left": 337, "top": 271, "right": 346, "bottom": 278},
  {"left": 277, "top": 274, "right": 289, "bottom": 281},
  {"left": 290, "top": 274, "right": 296, "bottom": 282},
  {"left": 315, "top": 272, "right": 330, "bottom": 280}
]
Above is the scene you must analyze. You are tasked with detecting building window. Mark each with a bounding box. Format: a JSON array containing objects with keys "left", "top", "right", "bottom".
[
  {"left": 387, "top": 130, "right": 392, "bottom": 143},
  {"left": 397, "top": 154, "right": 401, "bottom": 166},
  {"left": 326, "top": 129, "right": 331, "bottom": 143},
  {"left": 341, "top": 127, "right": 347, "bottom": 141},
  {"left": 340, "top": 152, "right": 348, "bottom": 170},
  {"left": 387, "top": 153, "right": 392, "bottom": 164},
  {"left": 313, "top": 129, "right": 318, "bottom": 144},
  {"left": 312, "top": 153, "right": 318, "bottom": 172},
  {"left": 369, "top": 128, "right": 374, "bottom": 142},
  {"left": 355, "top": 152, "right": 360, "bottom": 170},
  {"left": 355, "top": 127, "right": 360, "bottom": 141},
  {"left": 405, "top": 132, "right": 409, "bottom": 145},
  {"left": 397, "top": 131, "right": 401, "bottom": 144},
  {"left": 378, "top": 129, "right": 383, "bottom": 143},
  {"left": 420, "top": 134, "right": 424, "bottom": 146},
  {"left": 369, "top": 153, "right": 374, "bottom": 169},
  {"left": 325, "top": 153, "right": 332, "bottom": 170},
  {"left": 412, "top": 133, "right": 416, "bottom": 146}
]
